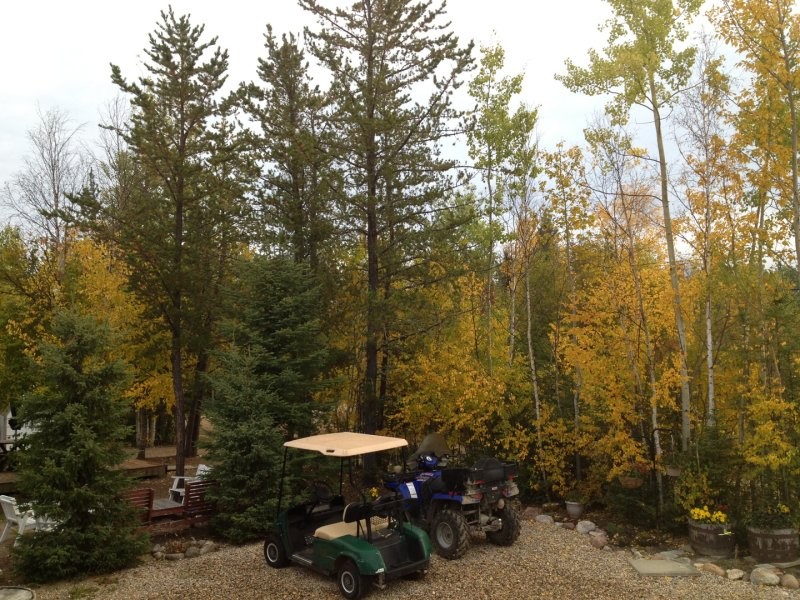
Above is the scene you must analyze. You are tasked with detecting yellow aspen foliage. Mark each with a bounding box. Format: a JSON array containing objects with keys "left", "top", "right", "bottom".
[
  {"left": 389, "top": 273, "right": 531, "bottom": 459},
  {"left": 739, "top": 368, "right": 797, "bottom": 472},
  {"left": 68, "top": 239, "right": 172, "bottom": 411}
]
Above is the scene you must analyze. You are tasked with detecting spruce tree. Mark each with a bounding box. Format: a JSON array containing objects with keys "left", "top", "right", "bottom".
[
  {"left": 205, "top": 256, "right": 330, "bottom": 542},
  {"left": 13, "top": 309, "right": 147, "bottom": 582}
]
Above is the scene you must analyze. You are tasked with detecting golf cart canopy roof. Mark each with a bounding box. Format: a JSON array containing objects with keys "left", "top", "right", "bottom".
[{"left": 284, "top": 432, "right": 408, "bottom": 457}]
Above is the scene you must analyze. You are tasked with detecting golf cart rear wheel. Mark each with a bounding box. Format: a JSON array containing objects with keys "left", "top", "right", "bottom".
[
  {"left": 337, "top": 558, "right": 367, "bottom": 599},
  {"left": 432, "top": 508, "right": 469, "bottom": 559},
  {"left": 264, "top": 534, "right": 289, "bottom": 568},
  {"left": 486, "top": 504, "right": 521, "bottom": 546}
]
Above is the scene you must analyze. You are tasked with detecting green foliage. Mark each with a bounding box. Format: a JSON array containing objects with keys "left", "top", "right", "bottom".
[
  {"left": 205, "top": 256, "right": 331, "bottom": 542},
  {"left": 243, "top": 26, "right": 336, "bottom": 270},
  {"left": 13, "top": 309, "right": 147, "bottom": 582}
]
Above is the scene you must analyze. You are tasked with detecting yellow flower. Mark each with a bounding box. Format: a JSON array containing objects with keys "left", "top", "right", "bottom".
[{"left": 690, "top": 505, "right": 728, "bottom": 524}]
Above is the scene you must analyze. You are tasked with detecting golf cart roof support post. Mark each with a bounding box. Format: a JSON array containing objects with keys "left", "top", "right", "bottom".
[
  {"left": 339, "top": 459, "right": 344, "bottom": 496},
  {"left": 276, "top": 446, "right": 289, "bottom": 520}
]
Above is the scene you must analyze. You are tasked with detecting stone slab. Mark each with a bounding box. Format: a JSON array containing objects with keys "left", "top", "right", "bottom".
[
  {"left": 0, "top": 588, "right": 35, "bottom": 600},
  {"left": 629, "top": 558, "right": 700, "bottom": 577},
  {"left": 774, "top": 558, "right": 800, "bottom": 569}
]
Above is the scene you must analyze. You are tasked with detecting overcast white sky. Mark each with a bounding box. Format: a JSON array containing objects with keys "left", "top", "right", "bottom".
[{"left": 0, "top": 0, "right": 618, "bottom": 189}]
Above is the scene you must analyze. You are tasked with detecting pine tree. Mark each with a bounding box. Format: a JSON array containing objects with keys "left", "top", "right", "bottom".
[
  {"left": 300, "top": 0, "right": 473, "bottom": 434},
  {"left": 97, "top": 7, "right": 251, "bottom": 474},
  {"left": 244, "top": 27, "right": 336, "bottom": 271}
]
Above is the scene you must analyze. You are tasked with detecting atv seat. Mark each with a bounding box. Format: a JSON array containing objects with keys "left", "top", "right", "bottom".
[{"left": 314, "top": 502, "right": 389, "bottom": 541}]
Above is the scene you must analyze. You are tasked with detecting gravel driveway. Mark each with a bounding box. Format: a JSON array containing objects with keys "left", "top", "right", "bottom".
[{"left": 29, "top": 521, "right": 800, "bottom": 600}]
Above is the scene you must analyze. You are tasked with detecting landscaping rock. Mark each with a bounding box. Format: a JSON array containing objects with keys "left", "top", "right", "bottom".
[
  {"left": 589, "top": 533, "right": 608, "bottom": 549},
  {"left": 200, "top": 542, "right": 216, "bottom": 555},
  {"left": 185, "top": 546, "right": 201, "bottom": 559},
  {"left": 576, "top": 520, "right": 596, "bottom": 534},
  {"left": 700, "top": 563, "right": 726, "bottom": 577},
  {"left": 535, "top": 514, "right": 555, "bottom": 525},
  {"left": 165, "top": 553, "right": 184, "bottom": 561},
  {"left": 152, "top": 544, "right": 165, "bottom": 554},
  {"left": 780, "top": 574, "right": 799, "bottom": 590},
  {"left": 153, "top": 551, "right": 164, "bottom": 561},
  {"left": 750, "top": 567, "right": 780, "bottom": 586},
  {"left": 726, "top": 569, "right": 744, "bottom": 580},
  {"left": 522, "top": 506, "right": 541, "bottom": 520},
  {"left": 561, "top": 522, "right": 576, "bottom": 530},
  {"left": 754, "top": 564, "right": 782, "bottom": 575}
]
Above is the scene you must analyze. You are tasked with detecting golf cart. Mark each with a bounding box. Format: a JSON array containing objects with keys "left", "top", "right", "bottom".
[{"left": 264, "top": 432, "right": 432, "bottom": 599}]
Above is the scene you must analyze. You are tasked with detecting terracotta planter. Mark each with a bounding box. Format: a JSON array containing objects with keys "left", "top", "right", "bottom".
[
  {"left": 688, "top": 519, "right": 735, "bottom": 557},
  {"left": 565, "top": 501, "right": 584, "bottom": 519},
  {"left": 747, "top": 526, "right": 800, "bottom": 563}
]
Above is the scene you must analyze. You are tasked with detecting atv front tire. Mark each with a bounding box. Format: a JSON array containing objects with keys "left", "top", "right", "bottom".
[
  {"left": 486, "top": 504, "right": 521, "bottom": 546},
  {"left": 432, "top": 508, "right": 469, "bottom": 559}
]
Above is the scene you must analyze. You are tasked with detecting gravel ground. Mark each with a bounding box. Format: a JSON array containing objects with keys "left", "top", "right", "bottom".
[{"left": 28, "top": 521, "right": 800, "bottom": 600}]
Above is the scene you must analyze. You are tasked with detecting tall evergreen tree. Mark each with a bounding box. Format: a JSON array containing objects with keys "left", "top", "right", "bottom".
[
  {"left": 244, "top": 27, "right": 336, "bottom": 271},
  {"left": 205, "top": 255, "right": 330, "bottom": 542},
  {"left": 300, "top": 0, "right": 473, "bottom": 434},
  {"left": 88, "top": 8, "right": 251, "bottom": 475},
  {"left": 14, "top": 309, "right": 147, "bottom": 582}
]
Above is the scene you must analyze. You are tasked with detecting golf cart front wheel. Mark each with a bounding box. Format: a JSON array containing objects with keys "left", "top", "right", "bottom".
[
  {"left": 264, "top": 534, "right": 289, "bottom": 568},
  {"left": 337, "top": 558, "right": 366, "bottom": 599}
]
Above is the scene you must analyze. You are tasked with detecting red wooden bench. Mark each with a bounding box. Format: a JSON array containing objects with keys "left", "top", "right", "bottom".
[
  {"left": 184, "top": 479, "right": 216, "bottom": 524},
  {"left": 122, "top": 487, "right": 155, "bottom": 523},
  {"left": 122, "top": 480, "right": 217, "bottom": 533}
]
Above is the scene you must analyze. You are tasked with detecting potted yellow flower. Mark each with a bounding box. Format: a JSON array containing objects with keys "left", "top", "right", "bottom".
[{"left": 688, "top": 504, "right": 735, "bottom": 557}]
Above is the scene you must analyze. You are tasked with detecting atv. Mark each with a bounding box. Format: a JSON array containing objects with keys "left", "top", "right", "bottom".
[
  {"left": 264, "top": 432, "right": 432, "bottom": 599},
  {"left": 383, "top": 432, "right": 521, "bottom": 559}
]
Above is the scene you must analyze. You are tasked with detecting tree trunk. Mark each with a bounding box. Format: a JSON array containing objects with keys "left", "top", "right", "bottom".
[
  {"left": 184, "top": 352, "right": 209, "bottom": 457},
  {"left": 525, "top": 261, "right": 547, "bottom": 495},
  {"left": 706, "top": 296, "right": 716, "bottom": 426},
  {"left": 171, "top": 333, "right": 186, "bottom": 477},
  {"left": 362, "top": 16, "right": 380, "bottom": 437},
  {"left": 650, "top": 73, "right": 691, "bottom": 451},
  {"left": 136, "top": 408, "right": 148, "bottom": 459}
]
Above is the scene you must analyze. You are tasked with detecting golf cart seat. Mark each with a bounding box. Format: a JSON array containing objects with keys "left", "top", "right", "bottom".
[{"left": 314, "top": 502, "right": 389, "bottom": 541}]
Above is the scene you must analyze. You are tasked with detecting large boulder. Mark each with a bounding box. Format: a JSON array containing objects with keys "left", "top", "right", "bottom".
[{"left": 750, "top": 567, "right": 780, "bottom": 586}]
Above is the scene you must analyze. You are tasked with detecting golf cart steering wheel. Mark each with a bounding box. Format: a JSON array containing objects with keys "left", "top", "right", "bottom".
[{"left": 308, "top": 480, "right": 334, "bottom": 511}]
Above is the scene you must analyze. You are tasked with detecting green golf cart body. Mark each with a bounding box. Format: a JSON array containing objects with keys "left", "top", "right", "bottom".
[{"left": 264, "top": 432, "right": 432, "bottom": 599}]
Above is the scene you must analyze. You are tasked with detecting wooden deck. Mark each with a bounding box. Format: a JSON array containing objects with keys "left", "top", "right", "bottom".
[{"left": 0, "top": 458, "right": 167, "bottom": 494}]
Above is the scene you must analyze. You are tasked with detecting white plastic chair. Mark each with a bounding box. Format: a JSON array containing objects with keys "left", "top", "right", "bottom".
[
  {"left": 169, "top": 463, "right": 212, "bottom": 502},
  {"left": 0, "top": 495, "right": 38, "bottom": 545}
]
